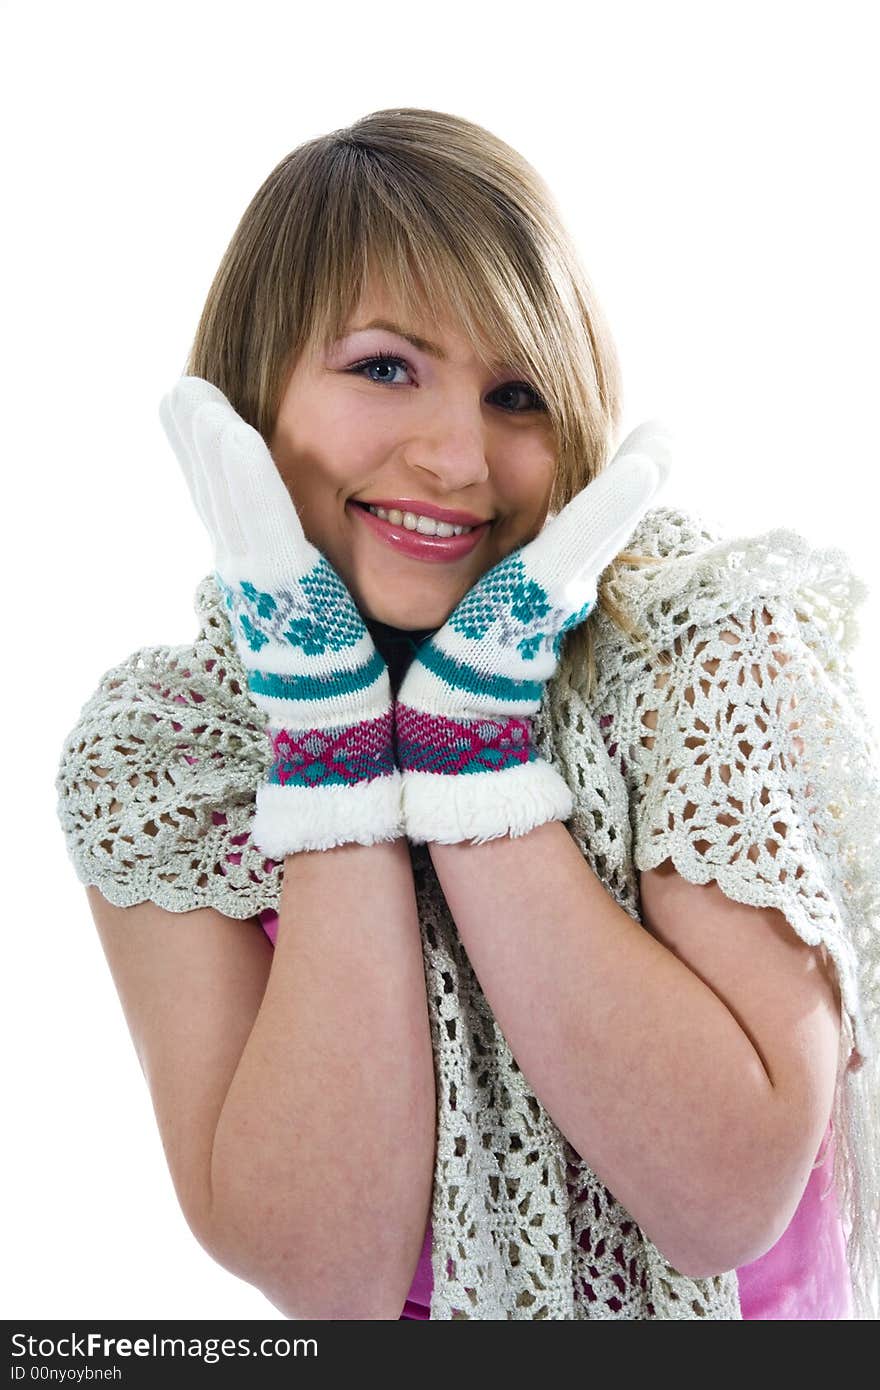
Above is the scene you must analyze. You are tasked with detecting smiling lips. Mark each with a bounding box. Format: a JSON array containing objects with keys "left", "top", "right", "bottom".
[
  {"left": 347, "top": 499, "right": 491, "bottom": 563},
  {"left": 354, "top": 497, "right": 490, "bottom": 528}
]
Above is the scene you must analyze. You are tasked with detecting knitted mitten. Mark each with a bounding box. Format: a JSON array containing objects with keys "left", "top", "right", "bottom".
[
  {"left": 395, "top": 423, "right": 672, "bottom": 844},
  {"left": 159, "top": 376, "right": 402, "bottom": 856}
]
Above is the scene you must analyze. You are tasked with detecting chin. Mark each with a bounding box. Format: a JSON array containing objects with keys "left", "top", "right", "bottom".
[
  {"left": 353, "top": 568, "right": 489, "bottom": 632},
  {"left": 352, "top": 580, "right": 447, "bottom": 630},
  {"left": 364, "top": 599, "right": 449, "bottom": 630}
]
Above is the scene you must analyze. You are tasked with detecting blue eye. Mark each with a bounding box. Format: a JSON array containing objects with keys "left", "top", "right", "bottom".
[
  {"left": 346, "top": 351, "right": 547, "bottom": 413},
  {"left": 348, "top": 352, "right": 410, "bottom": 386}
]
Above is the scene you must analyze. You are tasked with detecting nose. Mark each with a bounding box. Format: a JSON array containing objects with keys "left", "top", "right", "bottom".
[{"left": 403, "top": 408, "right": 491, "bottom": 495}]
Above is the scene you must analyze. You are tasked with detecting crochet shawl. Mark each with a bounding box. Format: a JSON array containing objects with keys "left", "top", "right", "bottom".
[{"left": 55, "top": 505, "right": 880, "bottom": 1320}]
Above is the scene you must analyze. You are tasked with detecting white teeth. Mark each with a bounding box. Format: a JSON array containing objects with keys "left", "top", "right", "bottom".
[{"left": 367, "top": 505, "right": 473, "bottom": 537}]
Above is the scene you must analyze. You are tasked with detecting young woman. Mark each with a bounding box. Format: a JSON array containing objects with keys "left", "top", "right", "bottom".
[{"left": 55, "top": 107, "right": 879, "bottom": 1320}]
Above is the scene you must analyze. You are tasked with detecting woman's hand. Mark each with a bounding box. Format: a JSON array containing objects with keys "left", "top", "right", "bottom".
[
  {"left": 395, "top": 421, "right": 672, "bottom": 844},
  {"left": 159, "top": 376, "right": 403, "bottom": 855}
]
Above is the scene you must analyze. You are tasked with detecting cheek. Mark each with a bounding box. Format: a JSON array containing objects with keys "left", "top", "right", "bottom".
[
  {"left": 272, "top": 439, "right": 349, "bottom": 518},
  {"left": 499, "top": 444, "right": 555, "bottom": 502},
  {"left": 506, "top": 469, "right": 555, "bottom": 532}
]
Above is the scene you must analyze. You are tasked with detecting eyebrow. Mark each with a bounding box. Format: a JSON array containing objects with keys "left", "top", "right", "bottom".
[{"left": 344, "top": 318, "right": 447, "bottom": 360}]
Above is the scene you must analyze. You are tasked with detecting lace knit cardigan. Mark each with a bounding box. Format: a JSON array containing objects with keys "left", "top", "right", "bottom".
[{"left": 55, "top": 505, "right": 880, "bottom": 1320}]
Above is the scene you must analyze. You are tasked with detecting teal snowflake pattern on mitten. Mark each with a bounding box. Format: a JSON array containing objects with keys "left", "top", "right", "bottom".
[
  {"left": 450, "top": 555, "right": 549, "bottom": 639},
  {"left": 239, "top": 614, "right": 270, "bottom": 653},
  {"left": 240, "top": 582, "right": 278, "bottom": 620},
  {"left": 517, "top": 632, "right": 543, "bottom": 660},
  {"left": 551, "top": 597, "right": 596, "bottom": 655},
  {"left": 216, "top": 559, "right": 366, "bottom": 658},
  {"left": 448, "top": 552, "right": 592, "bottom": 661}
]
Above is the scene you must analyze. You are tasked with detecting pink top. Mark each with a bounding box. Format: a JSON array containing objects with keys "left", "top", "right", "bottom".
[{"left": 256, "top": 906, "right": 853, "bottom": 1320}]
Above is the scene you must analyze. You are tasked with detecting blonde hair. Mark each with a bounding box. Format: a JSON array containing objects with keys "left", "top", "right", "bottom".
[{"left": 185, "top": 107, "right": 672, "bottom": 698}]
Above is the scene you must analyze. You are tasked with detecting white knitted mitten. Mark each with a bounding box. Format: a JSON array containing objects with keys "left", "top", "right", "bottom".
[
  {"left": 395, "top": 423, "right": 672, "bottom": 844},
  {"left": 159, "top": 376, "right": 403, "bottom": 855}
]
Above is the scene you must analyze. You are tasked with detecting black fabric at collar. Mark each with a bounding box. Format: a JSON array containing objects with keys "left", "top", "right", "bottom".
[
  {"left": 363, "top": 616, "right": 438, "bottom": 695},
  {"left": 364, "top": 616, "right": 436, "bottom": 648}
]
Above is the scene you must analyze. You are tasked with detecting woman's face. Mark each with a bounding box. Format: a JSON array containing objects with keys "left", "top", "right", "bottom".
[{"left": 268, "top": 281, "right": 557, "bottom": 630}]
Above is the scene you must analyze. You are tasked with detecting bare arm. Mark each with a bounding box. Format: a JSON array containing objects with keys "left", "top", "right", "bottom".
[
  {"left": 87, "top": 835, "right": 436, "bottom": 1321},
  {"left": 428, "top": 820, "right": 840, "bottom": 1278},
  {"left": 209, "top": 837, "right": 435, "bottom": 1319}
]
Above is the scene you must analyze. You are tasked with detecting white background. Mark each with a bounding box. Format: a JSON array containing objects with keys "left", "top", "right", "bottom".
[{"left": 3, "top": 0, "right": 878, "bottom": 1320}]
